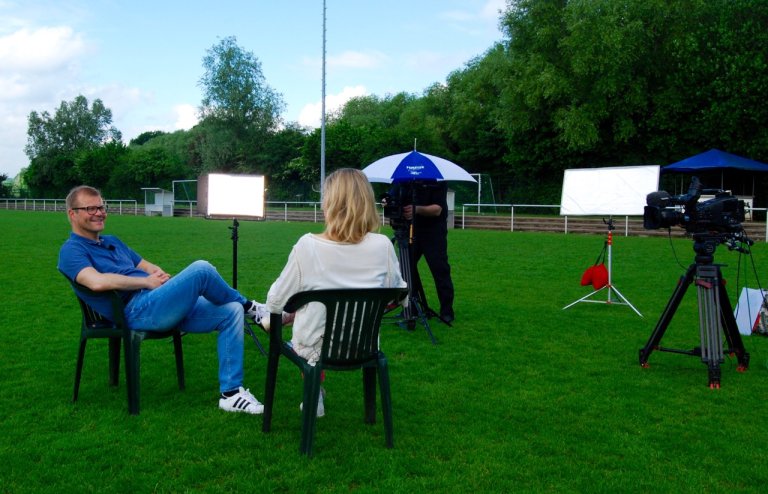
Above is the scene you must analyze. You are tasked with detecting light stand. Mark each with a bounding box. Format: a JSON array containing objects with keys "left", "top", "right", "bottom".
[
  {"left": 638, "top": 234, "right": 750, "bottom": 388},
  {"left": 229, "top": 219, "right": 240, "bottom": 289},
  {"left": 229, "top": 218, "right": 266, "bottom": 355},
  {"left": 562, "top": 217, "right": 642, "bottom": 317}
]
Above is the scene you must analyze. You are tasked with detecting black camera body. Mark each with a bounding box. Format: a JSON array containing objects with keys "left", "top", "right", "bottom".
[
  {"left": 380, "top": 189, "right": 409, "bottom": 223},
  {"left": 643, "top": 177, "right": 745, "bottom": 234},
  {"left": 381, "top": 180, "right": 445, "bottom": 233},
  {"left": 380, "top": 181, "right": 421, "bottom": 230}
]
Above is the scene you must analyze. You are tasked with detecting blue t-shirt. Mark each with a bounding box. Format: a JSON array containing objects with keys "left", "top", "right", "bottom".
[{"left": 58, "top": 233, "right": 147, "bottom": 320}]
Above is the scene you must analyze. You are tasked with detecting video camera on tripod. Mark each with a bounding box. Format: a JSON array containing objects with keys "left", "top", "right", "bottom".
[
  {"left": 643, "top": 176, "right": 745, "bottom": 235},
  {"left": 380, "top": 180, "right": 441, "bottom": 232},
  {"left": 379, "top": 180, "right": 443, "bottom": 342},
  {"left": 379, "top": 187, "right": 410, "bottom": 231},
  {"left": 639, "top": 177, "right": 753, "bottom": 387}
]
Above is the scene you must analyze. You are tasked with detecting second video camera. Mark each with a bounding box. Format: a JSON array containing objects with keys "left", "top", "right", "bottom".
[
  {"left": 643, "top": 177, "right": 745, "bottom": 234},
  {"left": 380, "top": 188, "right": 408, "bottom": 223}
]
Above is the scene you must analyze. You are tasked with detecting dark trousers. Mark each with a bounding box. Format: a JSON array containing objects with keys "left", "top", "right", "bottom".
[{"left": 412, "top": 227, "right": 454, "bottom": 318}]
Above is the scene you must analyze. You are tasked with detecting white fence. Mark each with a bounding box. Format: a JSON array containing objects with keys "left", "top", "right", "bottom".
[
  {"left": 460, "top": 203, "right": 768, "bottom": 241},
  {"left": 4, "top": 198, "right": 766, "bottom": 241},
  {"left": 265, "top": 201, "right": 322, "bottom": 222},
  {"left": 0, "top": 198, "right": 139, "bottom": 214}
]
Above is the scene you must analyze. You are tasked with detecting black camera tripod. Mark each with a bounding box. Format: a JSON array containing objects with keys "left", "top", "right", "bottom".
[
  {"left": 389, "top": 221, "right": 439, "bottom": 344},
  {"left": 638, "top": 234, "right": 749, "bottom": 388}
]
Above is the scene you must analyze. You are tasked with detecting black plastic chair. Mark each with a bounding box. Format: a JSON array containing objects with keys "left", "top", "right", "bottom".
[
  {"left": 262, "top": 287, "right": 408, "bottom": 456},
  {"left": 68, "top": 280, "right": 185, "bottom": 415}
]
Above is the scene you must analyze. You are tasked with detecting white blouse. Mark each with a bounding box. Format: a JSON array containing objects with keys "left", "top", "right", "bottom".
[{"left": 265, "top": 232, "right": 407, "bottom": 363}]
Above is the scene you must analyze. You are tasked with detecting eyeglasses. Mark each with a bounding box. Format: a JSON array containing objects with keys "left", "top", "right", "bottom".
[{"left": 72, "top": 205, "right": 109, "bottom": 215}]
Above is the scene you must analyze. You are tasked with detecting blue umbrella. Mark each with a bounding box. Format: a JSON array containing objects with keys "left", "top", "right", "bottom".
[{"left": 362, "top": 151, "right": 476, "bottom": 183}]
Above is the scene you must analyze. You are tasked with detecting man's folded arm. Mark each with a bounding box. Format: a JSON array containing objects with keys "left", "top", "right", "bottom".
[{"left": 75, "top": 266, "right": 157, "bottom": 292}]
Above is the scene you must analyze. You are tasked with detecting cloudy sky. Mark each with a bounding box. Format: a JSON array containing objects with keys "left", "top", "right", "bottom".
[{"left": 0, "top": 0, "right": 506, "bottom": 178}]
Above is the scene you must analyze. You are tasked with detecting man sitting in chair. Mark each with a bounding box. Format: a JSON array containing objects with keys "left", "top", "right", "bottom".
[{"left": 58, "top": 185, "right": 264, "bottom": 414}]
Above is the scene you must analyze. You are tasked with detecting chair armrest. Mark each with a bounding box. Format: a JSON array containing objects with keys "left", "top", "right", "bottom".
[
  {"left": 70, "top": 280, "right": 130, "bottom": 329},
  {"left": 268, "top": 312, "right": 284, "bottom": 348}
]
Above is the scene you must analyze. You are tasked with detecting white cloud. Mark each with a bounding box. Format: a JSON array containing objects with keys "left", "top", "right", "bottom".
[
  {"left": 0, "top": 26, "right": 86, "bottom": 104},
  {"left": 0, "top": 24, "right": 89, "bottom": 176},
  {"left": 0, "top": 26, "right": 85, "bottom": 72},
  {"left": 0, "top": 73, "right": 26, "bottom": 99},
  {"left": 174, "top": 104, "right": 198, "bottom": 130},
  {"left": 297, "top": 85, "right": 368, "bottom": 128}
]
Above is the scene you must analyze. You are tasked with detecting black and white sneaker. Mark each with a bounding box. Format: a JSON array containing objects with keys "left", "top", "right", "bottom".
[
  {"left": 245, "top": 300, "right": 271, "bottom": 330},
  {"left": 219, "top": 387, "right": 264, "bottom": 415}
]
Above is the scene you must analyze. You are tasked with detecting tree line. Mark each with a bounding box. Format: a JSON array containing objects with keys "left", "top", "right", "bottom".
[{"left": 15, "top": 0, "right": 768, "bottom": 206}]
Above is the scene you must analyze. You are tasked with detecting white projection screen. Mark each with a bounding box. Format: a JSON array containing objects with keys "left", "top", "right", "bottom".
[
  {"left": 560, "top": 165, "right": 660, "bottom": 216},
  {"left": 197, "top": 173, "right": 266, "bottom": 219}
]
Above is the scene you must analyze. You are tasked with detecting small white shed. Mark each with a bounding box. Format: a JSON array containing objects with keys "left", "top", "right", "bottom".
[{"left": 142, "top": 188, "right": 174, "bottom": 217}]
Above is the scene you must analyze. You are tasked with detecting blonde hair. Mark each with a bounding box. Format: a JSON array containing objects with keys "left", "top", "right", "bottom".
[{"left": 322, "top": 168, "right": 380, "bottom": 243}]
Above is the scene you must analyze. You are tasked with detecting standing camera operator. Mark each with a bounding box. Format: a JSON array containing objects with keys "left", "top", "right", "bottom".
[{"left": 398, "top": 180, "right": 455, "bottom": 324}]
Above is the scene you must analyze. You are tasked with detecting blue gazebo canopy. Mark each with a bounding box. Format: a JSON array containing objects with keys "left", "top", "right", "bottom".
[
  {"left": 663, "top": 149, "right": 768, "bottom": 173},
  {"left": 662, "top": 149, "right": 768, "bottom": 196}
]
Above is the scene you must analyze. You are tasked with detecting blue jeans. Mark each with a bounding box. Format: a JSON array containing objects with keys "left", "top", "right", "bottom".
[{"left": 124, "top": 260, "right": 248, "bottom": 393}]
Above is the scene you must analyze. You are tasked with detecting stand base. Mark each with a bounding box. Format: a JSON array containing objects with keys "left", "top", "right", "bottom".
[
  {"left": 564, "top": 219, "right": 642, "bottom": 318},
  {"left": 385, "top": 298, "right": 439, "bottom": 345},
  {"left": 563, "top": 284, "right": 643, "bottom": 317}
]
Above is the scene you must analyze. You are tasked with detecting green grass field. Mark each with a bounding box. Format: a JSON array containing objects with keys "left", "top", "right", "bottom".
[{"left": 2, "top": 210, "right": 767, "bottom": 493}]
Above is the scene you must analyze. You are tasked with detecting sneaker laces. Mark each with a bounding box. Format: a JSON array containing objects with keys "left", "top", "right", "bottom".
[{"left": 246, "top": 301, "right": 270, "bottom": 327}]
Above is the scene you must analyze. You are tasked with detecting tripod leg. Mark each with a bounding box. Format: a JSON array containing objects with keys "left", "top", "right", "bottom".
[
  {"left": 395, "top": 236, "right": 416, "bottom": 325},
  {"left": 716, "top": 273, "right": 750, "bottom": 371},
  {"left": 404, "top": 256, "right": 437, "bottom": 343},
  {"left": 393, "top": 233, "right": 438, "bottom": 344},
  {"left": 405, "top": 243, "right": 420, "bottom": 326},
  {"left": 409, "top": 296, "right": 437, "bottom": 344},
  {"left": 695, "top": 265, "right": 724, "bottom": 388},
  {"left": 409, "top": 261, "right": 440, "bottom": 320},
  {"left": 639, "top": 264, "right": 696, "bottom": 366}
]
